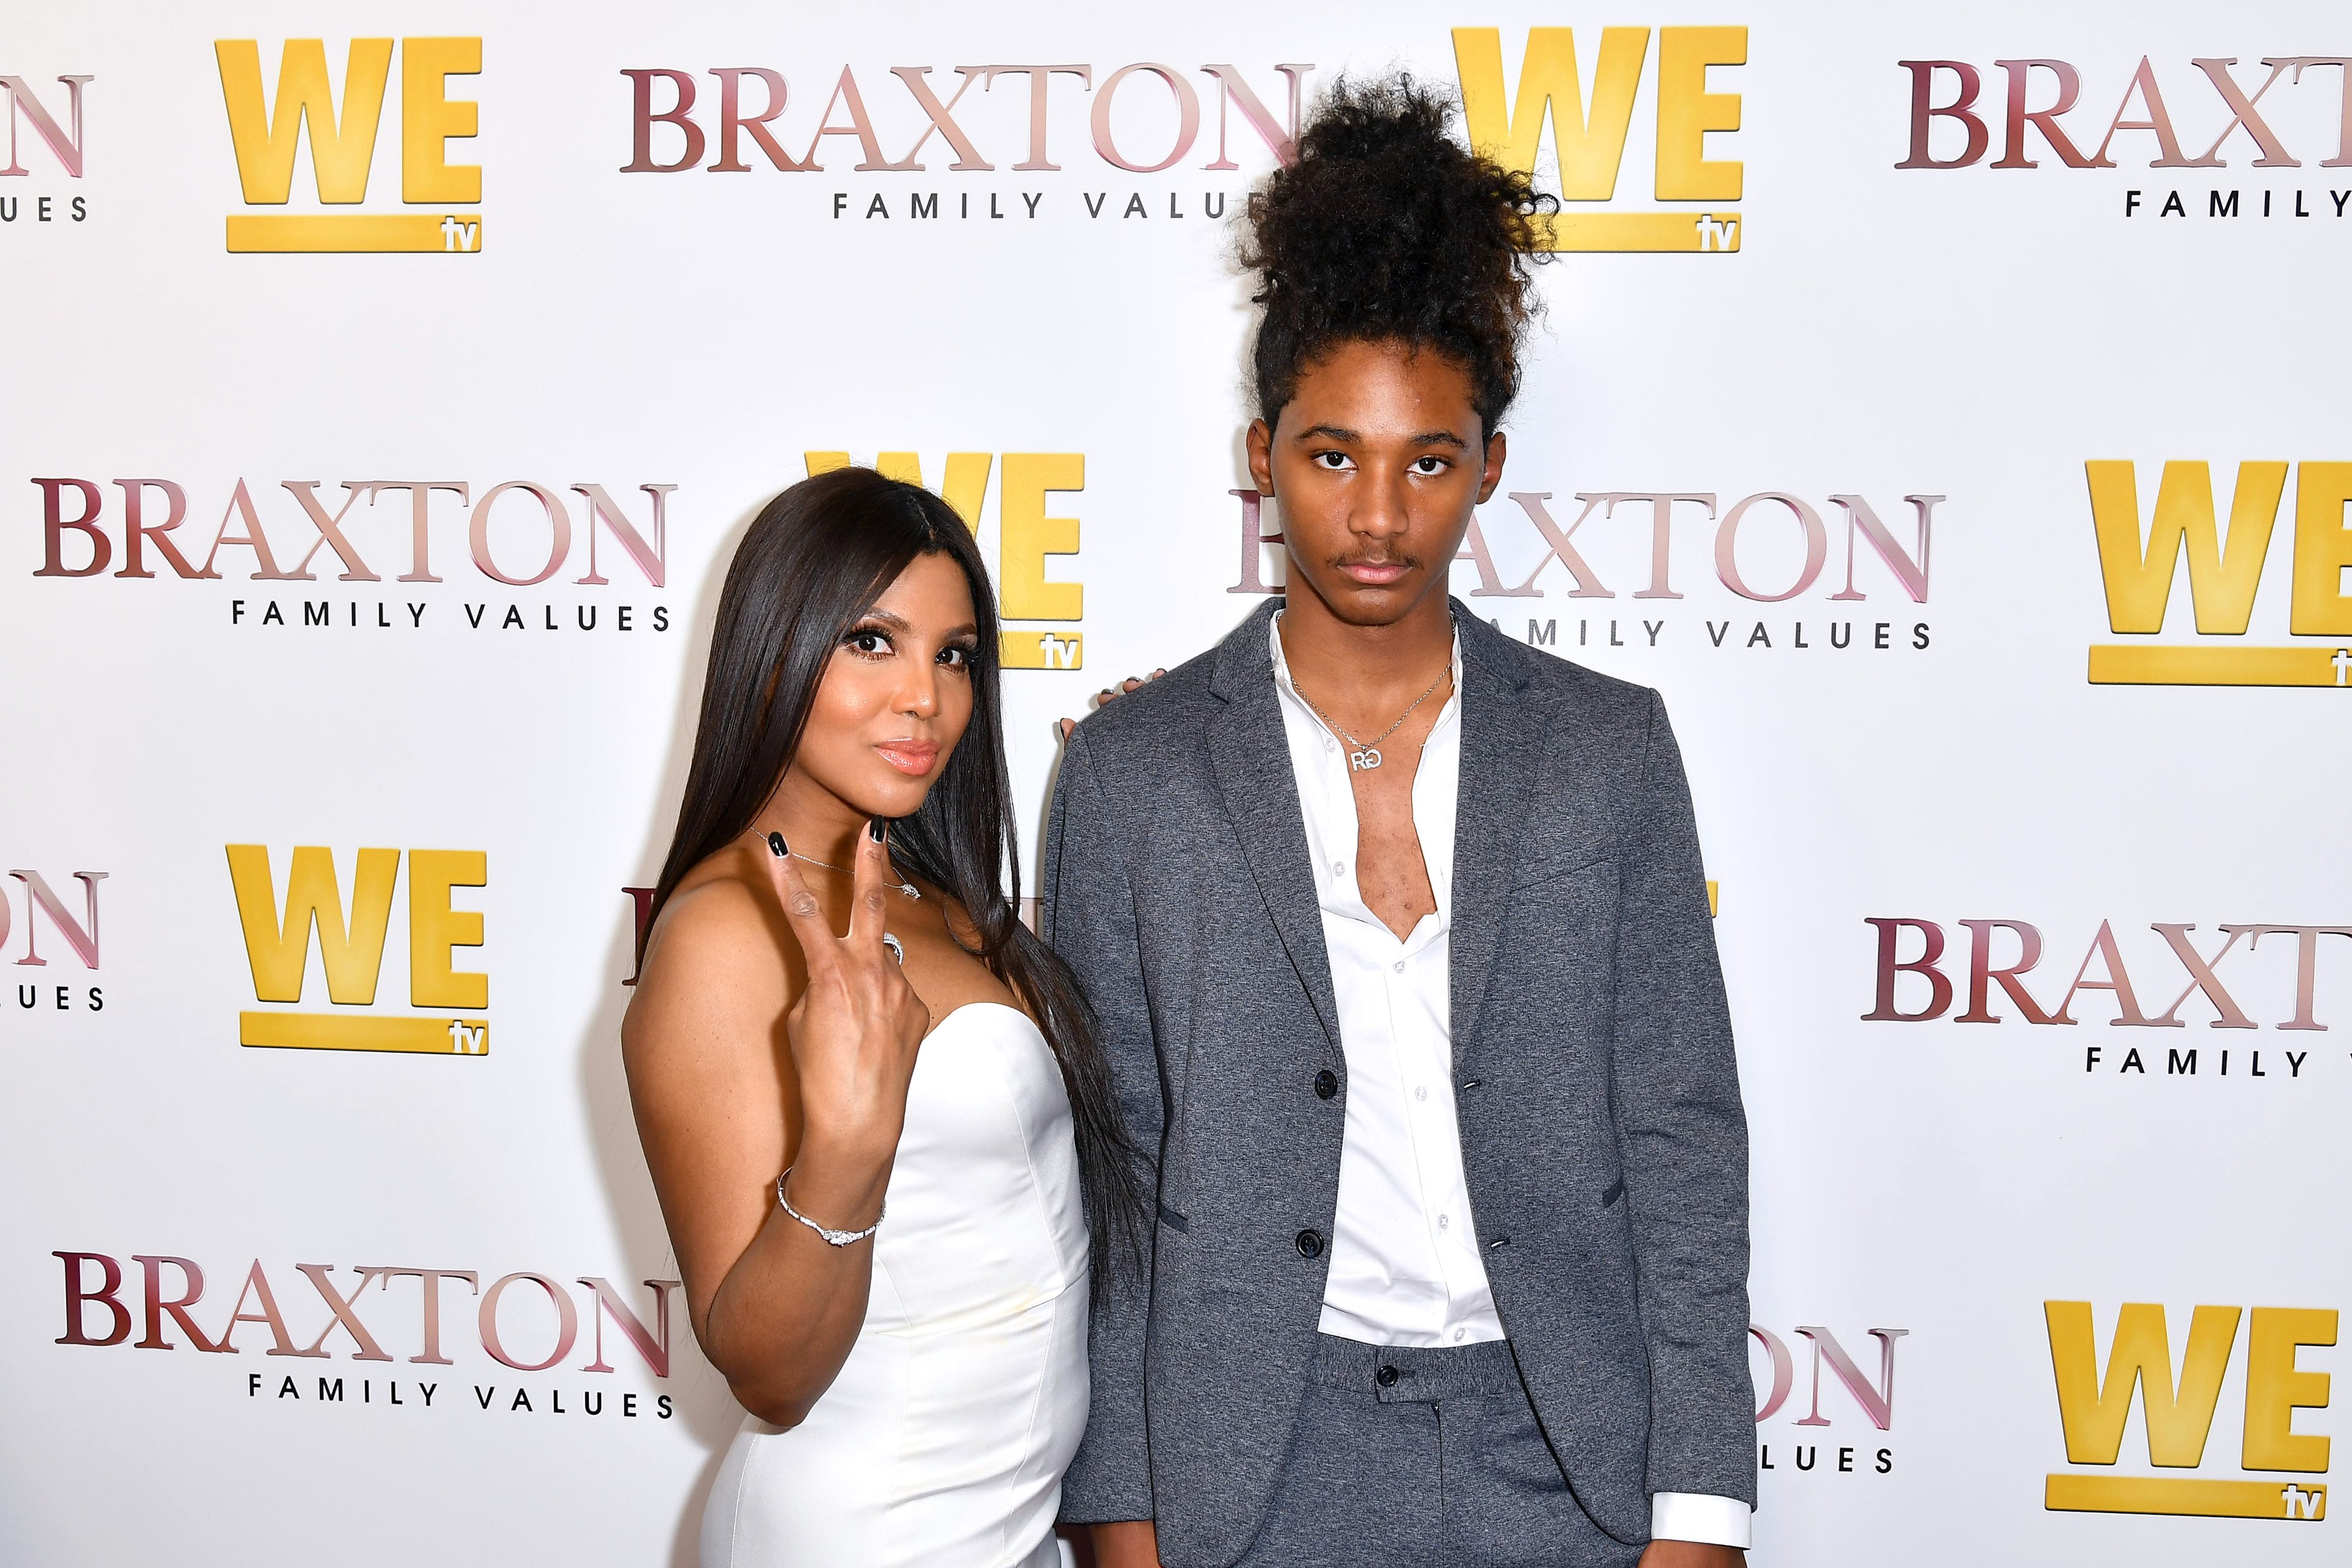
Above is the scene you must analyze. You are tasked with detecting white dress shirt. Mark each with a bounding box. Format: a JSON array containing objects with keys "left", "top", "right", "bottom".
[{"left": 1269, "top": 614, "right": 1752, "bottom": 1552}]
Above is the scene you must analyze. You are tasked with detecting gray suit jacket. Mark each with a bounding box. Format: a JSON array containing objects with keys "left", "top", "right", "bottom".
[{"left": 1045, "top": 600, "right": 1753, "bottom": 1567}]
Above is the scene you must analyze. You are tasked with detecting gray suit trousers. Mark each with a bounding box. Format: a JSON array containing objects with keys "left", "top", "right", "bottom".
[{"left": 1233, "top": 1336, "right": 1645, "bottom": 1568}]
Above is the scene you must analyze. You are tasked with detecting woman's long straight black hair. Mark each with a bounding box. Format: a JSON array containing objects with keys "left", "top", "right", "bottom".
[{"left": 649, "top": 466, "right": 1141, "bottom": 1290}]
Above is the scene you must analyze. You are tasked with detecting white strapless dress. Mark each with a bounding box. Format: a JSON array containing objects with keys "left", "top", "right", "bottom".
[{"left": 702, "top": 1002, "right": 1090, "bottom": 1568}]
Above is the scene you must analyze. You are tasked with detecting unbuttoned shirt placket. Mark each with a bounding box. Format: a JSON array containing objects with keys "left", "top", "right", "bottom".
[{"left": 1271, "top": 617, "right": 1504, "bottom": 1350}]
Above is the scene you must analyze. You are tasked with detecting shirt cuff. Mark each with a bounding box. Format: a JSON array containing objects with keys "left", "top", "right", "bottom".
[{"left": 1650, "top": 1492, "right": 1752, "bottom": 1549}]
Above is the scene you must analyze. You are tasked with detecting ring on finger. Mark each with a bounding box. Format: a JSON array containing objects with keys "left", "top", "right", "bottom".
[{"left": 882, "top": 933, "right": 906, "bottom": 965}]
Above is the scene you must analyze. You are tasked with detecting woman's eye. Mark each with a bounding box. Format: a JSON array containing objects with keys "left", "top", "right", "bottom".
[
  {"left": 846, "top": 629, "right": 891, "bottom": 656},
  {"left": 938, "top": 644, "right": 974, "bottom": 668}
]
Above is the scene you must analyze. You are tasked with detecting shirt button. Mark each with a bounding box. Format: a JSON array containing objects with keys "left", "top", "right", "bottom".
[
  {"left": 1453, "top": 1328, "right": 1468, "bottom": 1343},
  {"left": 1314, "top": 1069, "right": 1338, "bottom": 1100},
  {"left": 1332, "top": 861, "right": 1345, "bottom": 877},
  {"left": 1415, "top": 1086, "right": 1429, "bottom": 1102},
  {"left": 1295, "top": 1229, "right": 1324, "bottom": 1259},
  {"left": 1437, "top": 1213, "right": 1451, "bottom": 1231},
  {"left": 1392, "top": 960, "right": 1405, "bottom": 973}
]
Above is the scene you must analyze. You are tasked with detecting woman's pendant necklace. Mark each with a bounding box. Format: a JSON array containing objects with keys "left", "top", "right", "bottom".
[
  {"left": 787, "top": 849, "right": 921, "bottom": 901},
  {"left": 1296, "top": 664, "right": 1451, "bottom": 773}
]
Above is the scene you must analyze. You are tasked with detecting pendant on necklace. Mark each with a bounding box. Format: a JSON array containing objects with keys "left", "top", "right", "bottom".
[{"left": 1349, "top": 747, "right": 1382, "bottom": 772}]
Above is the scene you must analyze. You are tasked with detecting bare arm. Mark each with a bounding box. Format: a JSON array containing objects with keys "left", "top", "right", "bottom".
[
  {"left": 1090, "top": 1520, "right": 1162, "bottom": 1566},
  {"left": 1640, "top": 1545, "right": 1743, "bottom": 1567},
  {"left": 620, "top": 828, "right": 928, "bottom": 1427}
]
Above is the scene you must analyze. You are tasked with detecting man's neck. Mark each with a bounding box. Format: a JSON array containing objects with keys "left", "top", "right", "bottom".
[{"left": 1277, "top": 586, "right": 1455, "bottom": 725}]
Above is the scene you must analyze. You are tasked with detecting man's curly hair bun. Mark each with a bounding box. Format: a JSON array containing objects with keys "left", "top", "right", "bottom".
[{"left": 1242, "top": 74, "right": 1556, "bottom": 433}]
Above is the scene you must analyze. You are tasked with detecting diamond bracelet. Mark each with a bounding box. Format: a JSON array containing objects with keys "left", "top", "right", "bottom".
[{"left": 775, "top": 1167, "right": 884, "bottom": 1247}]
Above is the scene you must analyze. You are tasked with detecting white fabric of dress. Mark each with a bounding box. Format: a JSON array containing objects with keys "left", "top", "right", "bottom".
[{"left": 701, "top": 1002, "right": 1090, "bottom": 1568}]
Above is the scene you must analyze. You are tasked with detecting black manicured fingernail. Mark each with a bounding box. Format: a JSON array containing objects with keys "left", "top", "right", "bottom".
[
  {"left": 767, "top": 832, "right": 787, "bottom": 858},
  {"left": 868, "top": 816, "right": 886, "bottom": 842}
]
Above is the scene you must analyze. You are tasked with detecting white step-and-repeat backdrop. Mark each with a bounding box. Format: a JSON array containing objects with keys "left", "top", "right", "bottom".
[{"left": 6, "top": 2, "right": 2348, "bottom": 1562}]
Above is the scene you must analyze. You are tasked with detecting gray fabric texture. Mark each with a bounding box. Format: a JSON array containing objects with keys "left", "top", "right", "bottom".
[
  {"left": 1044, "top": 599, "right": 1754, "bottom": 1567},
  {"left": 1231, "top": 1335, "right": 1643, "bottom": 1568}
]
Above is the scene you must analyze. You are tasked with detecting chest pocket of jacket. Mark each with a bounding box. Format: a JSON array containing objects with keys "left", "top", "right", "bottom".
[
  {"left": 1507, "top": 852, "right": 1616, "bottom": 898},
  {"left": 1492, "top": 858, "right": 1619, "bottom": 1021}
]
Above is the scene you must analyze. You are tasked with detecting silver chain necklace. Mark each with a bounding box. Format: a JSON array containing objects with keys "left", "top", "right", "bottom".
[
  {"left": 1293, "top": 665, "right": 1451, "bottom": 772},
  {"left": 789, "top": 849, "right": 921, "bottom": 901}
]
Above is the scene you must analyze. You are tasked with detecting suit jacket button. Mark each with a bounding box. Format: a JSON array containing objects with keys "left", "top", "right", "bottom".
[
  {"left": 1295, "top": 1229, "right": 1324, "bottom": 1259},
  {"left": 1375, "top": 1365, "right": 1399, "bottom": 1388},
  {"left": 1314, "top": 1069, "right": 1338, "bottom": 1100}
]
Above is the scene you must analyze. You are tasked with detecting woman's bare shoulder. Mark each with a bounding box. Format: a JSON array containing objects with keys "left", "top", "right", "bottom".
[{"left": 624, "top": 846, "right": 793, "bottom": 1046}]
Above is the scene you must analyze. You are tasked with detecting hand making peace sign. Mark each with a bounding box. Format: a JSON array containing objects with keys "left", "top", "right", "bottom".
[{"left": 761, "top": 821, "right": 932, "bottom": 1171}]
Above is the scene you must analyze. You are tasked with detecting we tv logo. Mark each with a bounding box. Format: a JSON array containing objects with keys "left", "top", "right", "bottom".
[
  {"left": 2085, "top": 459, "right": 2352, "bottom": 688},
  {"left": 1454, "top": 25, "right": 1747, "bottom": 253},
  {"left": 226, "top": 846, "right": 487, "bottom": 1056},
  {"left": 215, "top": 38, "right": 481, "bottom": 254},
  {"left": 2045, "top": 1299, "right": 2335, "bottom": 1522},
  {"left": 803, "top": 450, "right": 1085, "bottom": 670}
]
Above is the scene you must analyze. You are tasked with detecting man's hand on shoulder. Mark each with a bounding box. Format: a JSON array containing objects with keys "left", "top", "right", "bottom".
[
  {"left": 1639, "top": 1542, "right": 1744, "bottom": 1567},
  {"left": 1058, "top": 670, "right": 1167, "bottom": 741}
]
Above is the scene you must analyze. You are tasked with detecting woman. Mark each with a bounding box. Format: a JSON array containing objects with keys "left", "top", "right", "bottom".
[{"left": 622, "top": 466, "right": 1138, "bottom": 1567}]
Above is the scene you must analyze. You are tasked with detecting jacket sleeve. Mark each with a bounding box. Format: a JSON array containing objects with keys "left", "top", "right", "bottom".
[
  {"left": 1045, "top": 730, "right": 1162, "bottom": 1523},
  {"left": 1611, "top": 690, "right": 1757, "bottom": 1506}
]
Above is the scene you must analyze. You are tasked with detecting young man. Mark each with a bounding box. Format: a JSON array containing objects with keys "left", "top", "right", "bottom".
[{"left": 1047, "top": 81, "right": 1753, "bottom": 1568}]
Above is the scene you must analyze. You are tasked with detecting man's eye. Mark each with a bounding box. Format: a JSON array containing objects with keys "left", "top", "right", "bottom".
[
  {"left": 1316, "top": 452, "right": 1350, "bottom": 469},
  {"left": 1414, "top": 456, "right": 1447, "bottom": 474}
]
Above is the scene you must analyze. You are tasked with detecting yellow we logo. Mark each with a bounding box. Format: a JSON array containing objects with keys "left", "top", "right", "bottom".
[
  {"left": 215, "top": 38, "right": 482, "bottom": 254},
  {"left": 2044, "top": 1299, "right": 2336, "bottom": 1522},
  {"left": 1453, "top": 25, "right": 1746, "bottom": 253},
  {"left": 226, "top": 845, "right": 488, "bottom": 1056},
  {"left": 2084, "top": 460, "right": 2352, "bottom": 688},
  {"left": 804, "top": 450, "right": 1087, "bottom": 671}
]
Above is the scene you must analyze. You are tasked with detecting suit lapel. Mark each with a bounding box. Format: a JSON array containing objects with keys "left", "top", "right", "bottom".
[
  {"left": 1207, "top": 603, "right": 1342, "bottom": 1061},
  {"left": 1449, "top": 606, "right": 1556, "bottom": 1055}
]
